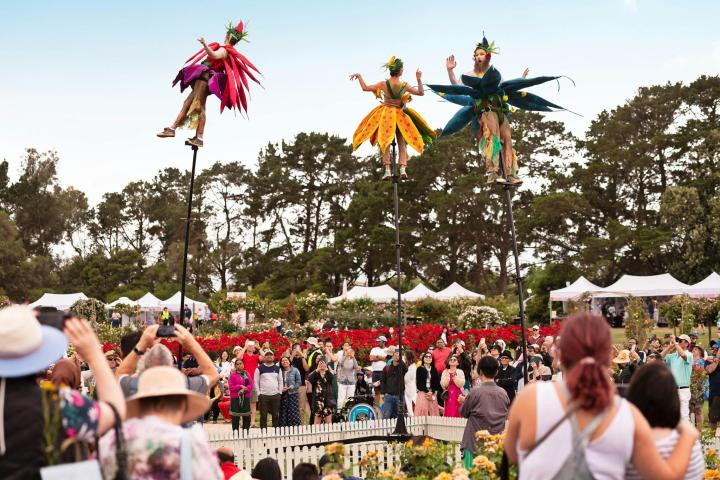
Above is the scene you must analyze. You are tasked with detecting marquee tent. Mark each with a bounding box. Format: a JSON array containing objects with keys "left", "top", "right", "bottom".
[
  {"left": 159, "top": 292, "right": 208, "bottom": 310},
  {"left": 597, "top": 273, "right": 691, "bottom": 298},
  {"left": 687, "top": 272, "right": 720, "bottom": 298},
  {"left": 433, "top": 282, "right": 485, "bottom": 300},
  {"left": 329, "top": 285, "right": 399, "bottom": 304},
  {"left": 402, "top": 283, "right": 437, "bottom": 301},
  {"left": 28, "top": 292, "right": 88, "bottom": 310},
  {"left": 136, "top": 293, "right": 162, "bottom": 309},
  {"left": 106, "top": 296, "right": 138, "bottom": 308},
  {"left": 549, "top": 276, "right": 604, "bottom": 301}
]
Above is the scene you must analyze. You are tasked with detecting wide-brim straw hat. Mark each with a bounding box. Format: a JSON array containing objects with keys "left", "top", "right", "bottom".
[
  {"left": 613, "top": 350, "right": 631, "bottom": 364},
  {"left": 0, "top": 305, "right": 68, "bottom": 378},
  {"left": 126, "top": 366, "right": 210, "bottom": 423}
]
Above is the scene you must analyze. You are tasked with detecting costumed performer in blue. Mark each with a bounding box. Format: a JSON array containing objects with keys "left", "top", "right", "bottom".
[
  {"left": 431, "top": 34, "right": 572, "bottom": 185},
  {"left": 157, "top": 21, "right": 261, "bottom": 148}
]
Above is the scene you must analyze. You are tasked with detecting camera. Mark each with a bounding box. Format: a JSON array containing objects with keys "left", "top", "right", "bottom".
[
  {"left": 37, "top": 307, "right": 71, "bottom": 331},
  {"left": 157, "top": 325, "right": 176, "bottom": 337}
]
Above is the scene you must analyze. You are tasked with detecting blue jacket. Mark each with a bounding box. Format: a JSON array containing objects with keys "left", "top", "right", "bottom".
[{"left": 283, "top": 366, "right": 302, "bottom": 394}]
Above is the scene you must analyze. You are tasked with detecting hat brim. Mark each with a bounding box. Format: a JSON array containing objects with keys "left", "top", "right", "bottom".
[
  {"left": 612, "top": 357, "right": 629, "bottom": 364},
  {"left": 0, "top": 326, "right": 68, "bottom": 378},
  {"left": 126, "top": 388, "right": 211, "bottom": 423}
]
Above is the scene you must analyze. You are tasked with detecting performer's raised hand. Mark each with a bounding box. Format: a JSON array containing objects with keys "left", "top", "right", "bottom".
[
  {"left": 523, "top": 68, "right": 530, "bottom": 78},
  {"left": 416, "top": 69, "right": 422, "bottom": 81},
  {"left": 349, "top": 73, "right": 361, "bottom": 81},
  {"left": 198, "top": 36, "right": 207, "bottom": 46},
  {"left": 446, "top": 55, "right": 456, "bottom": 71}
]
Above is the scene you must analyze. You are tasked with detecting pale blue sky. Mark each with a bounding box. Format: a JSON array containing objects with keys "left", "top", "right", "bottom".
[{"left": 1, "top": 0, "right": 718, "bottom": 202}]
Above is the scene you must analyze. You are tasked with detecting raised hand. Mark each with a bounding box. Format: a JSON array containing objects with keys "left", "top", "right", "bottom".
[
  {"left": 446, "top": 55, "right": 456, "bottom": 71},
  {"left": 349, "top": 73, "right": 361, "bottom": 81},
  {"left": 198, "top": 37, "right": 206, "bottom": 46},
  {"left": 416, "top": 69, "right": 422, "bottom": 81},
  {"left": 522, "top": 68, "right": 530, "bottom": 78}
]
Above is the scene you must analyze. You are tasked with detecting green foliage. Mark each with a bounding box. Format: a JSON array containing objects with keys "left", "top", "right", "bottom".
[
  {"left": 624, "top": 296, "right": 653, "bottom": 344},
  {"left": 70, "top": 298, "right": 107, "bottom": 322},
  {"left": 95, "top": 323, "right": 135, "bottom": 345}
]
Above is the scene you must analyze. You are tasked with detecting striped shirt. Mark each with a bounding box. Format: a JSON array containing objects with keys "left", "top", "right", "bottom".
[{"left": 625, "top": 430, "right": 704, "bottom": 480}]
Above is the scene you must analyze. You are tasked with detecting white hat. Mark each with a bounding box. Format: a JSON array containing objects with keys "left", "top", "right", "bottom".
[
  {"left": 126, "top": 366, "right": 210, "bottom": 423},
  {"left": 306, "top": 337, "right": 319, "bottom": 347},
  {"left": 232, "top": 346, "right": 242, "bottom": 352},
  {"left": 0, "top": 305, "right": 68, "bottom": 378},
  {"left": 678, "top": 334, "right": 692, "bottom": 343}
]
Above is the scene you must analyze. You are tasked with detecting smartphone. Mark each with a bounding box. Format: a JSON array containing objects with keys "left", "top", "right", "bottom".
[
  {"left": 157, "top": 325, "right": 176, "bottom": 337},
  {"left": 37, "top": 308, "right": 71, "bottom": 331}
]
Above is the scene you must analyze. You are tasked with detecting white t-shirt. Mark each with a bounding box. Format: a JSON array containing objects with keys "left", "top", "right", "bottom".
[{"left": 370, "top": 347, "right": 387, "bottom": 372}]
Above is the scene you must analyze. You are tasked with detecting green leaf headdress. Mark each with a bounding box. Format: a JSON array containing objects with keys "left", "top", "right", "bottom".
[
  {"left": 476, "top": 33, "right": 499, "bottom": 55},
  {"left": 382, "top": 56, "right": 404, "bottom": 75},
  {"left": 226, "top": 20, "right": 249, "bottom": 45}
]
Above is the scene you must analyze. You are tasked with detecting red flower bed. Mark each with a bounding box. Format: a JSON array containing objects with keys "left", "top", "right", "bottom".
[{"left": 135, "top": 322, "right": 562, "bottom": 363}]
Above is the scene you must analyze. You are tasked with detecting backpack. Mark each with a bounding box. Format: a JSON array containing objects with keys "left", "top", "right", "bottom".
[{"left": 520, "top": 384, "right": 613, "bottom": 480}]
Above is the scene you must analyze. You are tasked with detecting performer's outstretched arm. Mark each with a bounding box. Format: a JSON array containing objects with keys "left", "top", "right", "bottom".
[
  {"left": 405, "top": 69, "right": 424, "bottom": 96},
  {"left": 349, "top": 73, "right": 383, "bottom": 92},
  {"left": 198, "top": 37, "right": 228, "bottom": 61},
  {"left": 446, "top": 55, "right": 459, "bottom": 85}
]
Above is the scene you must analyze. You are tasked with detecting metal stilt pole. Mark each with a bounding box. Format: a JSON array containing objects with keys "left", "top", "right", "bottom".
[
  {"left": 390, "top": 139, "right": 409, "bottom": 436},
  {"left": 499, "top": 158, "right": 529, "bottom": 384},
  {"left": 177, "top": 144, "right": 199, "bottom": 369}
]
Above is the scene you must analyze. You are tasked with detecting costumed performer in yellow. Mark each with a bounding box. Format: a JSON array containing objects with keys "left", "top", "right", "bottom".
[{"left": 350, "top": 56, "right": 435, "bottom": 180}]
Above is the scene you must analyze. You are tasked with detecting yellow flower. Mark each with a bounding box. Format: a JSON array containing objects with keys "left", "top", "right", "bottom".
[
  {"left": 325, "top": 443, "right": 345, "bottom": 456},
  {"left": 393, "top": 472, "right": 407, "bottom": 480},
  {"left": 521, "top": 91, "right": 527, "bottom": 97},
  {"left": 39, "top": 380, "right": 57, "bottom": 392},
  {"left": 709, "top": 449, "right": 717, "bottom": 457},
  {"left": 502, "top": 95, "right": 509, "bottom": 101},
  {"left": 475, "top": 430, "right": 491, "bottom": 441},
  {"left": 423, "top": 437, "right": 434, "bottom": 449},
  {"left": 433, "top": 473, "right": 453, "bottom": 480},
  {"left": 472, "top": 455, "right": 496, "bottom": 473},
  {"left": 367, "top": 450, "right": 378, "bottom": 459},
  {"left": 705, "top": 470, "right": 720, "bottom": 480},
  {"left": 387, "top": 56, "right": 397, "bottom": 67}
]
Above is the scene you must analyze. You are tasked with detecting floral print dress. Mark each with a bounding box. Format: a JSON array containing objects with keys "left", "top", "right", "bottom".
[{"left": 99, "top": 415, "right": 223, "bottom": 480}]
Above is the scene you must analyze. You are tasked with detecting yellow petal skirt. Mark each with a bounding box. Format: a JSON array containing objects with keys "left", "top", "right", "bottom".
[{"left": 352, "top": 105, "right": 432, "bottom": 154}]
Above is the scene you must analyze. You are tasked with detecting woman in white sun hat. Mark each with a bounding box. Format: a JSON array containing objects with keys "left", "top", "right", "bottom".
[
  {"left": 0, "top": 305, "right": 125, "bottom": 479},
  {"left": 98, "top": 366, "right": 223, "bottom": 479}
]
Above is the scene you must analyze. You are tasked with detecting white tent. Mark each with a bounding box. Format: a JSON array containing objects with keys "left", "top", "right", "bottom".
[
  {"left": 106, "top": 296, "right": 138, "bottom": 308},
  {"left": 402, "top": 283, "right": 437, "bottom": 302},
  {"left": 433, "top": 282, "right": 485, "bottom": 300},
  {"left": 549, "top": 276, "right": 604, "bottom": 301},
  {"left": 329, "top": 285, "right": 399, "bottom": 304},
  {"left": 597, "top": 273, "right": 691, "bottom": 298},
  {"left": 159, "top": 292, "right": 208, "bottom": 310},
  {"left": 28, "top": 292, "right": 88, "bottom": 310},
  {"left": 688, "top": 272, "right": 720, "bottom": 298},
  {"left": 136, "top": 292, "right": 162, "bottom": 310}
]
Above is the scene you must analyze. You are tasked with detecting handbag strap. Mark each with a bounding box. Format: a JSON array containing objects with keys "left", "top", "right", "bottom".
[
  {"left": 180, "top": 427, "right": 192, "bottom": 480},
  {"left": 108, "top": 403, "right": 128, "bottom": 480}
]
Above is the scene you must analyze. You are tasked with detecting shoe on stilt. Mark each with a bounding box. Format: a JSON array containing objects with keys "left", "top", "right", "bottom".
[
  {"left": 506, "top": 175, "right": 523, "bottom": 186},
  {"left": 157, "top": 127, "right": 175, "bottom": 138},
  {"left": 399, "top": 166, "right": 408, "bottom": 180},
  {"left": 486, "top": 172, "right": 501, "bottom": 184},
  {"left": 185, "top": 136, "right": 203, "bottom": 148},
  {"left": 382, "top": 167, "right": 392, "bottom": 181}
]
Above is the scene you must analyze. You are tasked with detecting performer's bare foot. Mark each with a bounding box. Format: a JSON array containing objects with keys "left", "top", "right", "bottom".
[
  {"left": 185, "top": 136, "right": 204, "bottom": 148},
  {"left": 506, "top": 175, "right": 523, "bottom": 186},
  {"left": 157, "top": 127, "right": 176, "bottom": 138},
  {"left": 399, "top": 166, "right": 408, "bottom": 180},
  {"left": 382, "top": 167, "right": 392, "bottom": 181}
]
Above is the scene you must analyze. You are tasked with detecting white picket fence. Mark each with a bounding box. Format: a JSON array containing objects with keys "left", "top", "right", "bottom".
[{"left": 206, "top": 416, "right": 466, "bottom": 478}]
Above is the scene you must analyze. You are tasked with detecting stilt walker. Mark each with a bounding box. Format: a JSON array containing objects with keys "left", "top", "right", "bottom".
[
  {"left": 350, "top": 56, "right": 435, "bottom": 180},
  {"left": 157, "top": 20, "right": 261, "bottom": 366},
  {"left": 428, "top": 34, "right": 574, "bottom": 382}
]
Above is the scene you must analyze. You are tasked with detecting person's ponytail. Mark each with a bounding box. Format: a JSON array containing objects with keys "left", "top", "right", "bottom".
[{"left": 558, "top": 314, "right": 614, "bottom": 411}]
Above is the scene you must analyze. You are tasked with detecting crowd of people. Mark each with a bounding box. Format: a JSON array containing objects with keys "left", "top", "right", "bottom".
[{"left": 0, "top": 303, "right": 709, "bottom": 479}]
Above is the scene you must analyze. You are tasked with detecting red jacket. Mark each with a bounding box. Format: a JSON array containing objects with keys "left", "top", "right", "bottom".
[{"left": 221, "top": 462, "right": 241, "bottom": 480}]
